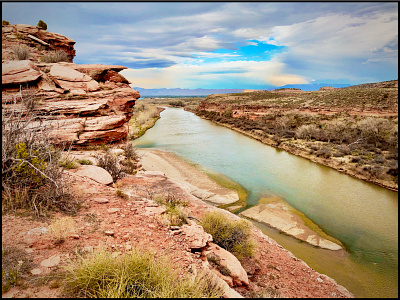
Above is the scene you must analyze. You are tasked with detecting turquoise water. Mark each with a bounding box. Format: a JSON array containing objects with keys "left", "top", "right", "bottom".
[{"left": 134, "top": 107, "right": 398, "bottom": 298}]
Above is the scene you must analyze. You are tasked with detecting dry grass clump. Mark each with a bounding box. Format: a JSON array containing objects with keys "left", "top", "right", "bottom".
[
  {"left": 9, "top": 44, "right": 31, "bottom": 60},
  {"left": 2, "top": 89, "right": 79, "bottom": 217},
  {"left": 48, "top": 216, "right": 76, "bottom": 244},
  {"left": 40, "top": 50, "right": 69, "bottom": 63},
  {"left": 200, "top": 211, "right": 255, "bottom": 258},
  {"left": 153, "top": 194, "right": 188, "bottom": 226},
  {"left": 63, "top": 249, "right": 224, "bottom": 298}
]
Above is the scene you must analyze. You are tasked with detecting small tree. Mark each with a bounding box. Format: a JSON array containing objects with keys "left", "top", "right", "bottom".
[
  {"left": 2, "top": 20, "right": 10, "bottom": 25},
  {"left": 37, "top": 20, "right": 47, "bottom": 30}
]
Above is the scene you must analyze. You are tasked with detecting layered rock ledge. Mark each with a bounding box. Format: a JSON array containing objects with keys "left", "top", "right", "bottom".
[{"left": 2, "top": 60, "right": 140, "bottom": 147}]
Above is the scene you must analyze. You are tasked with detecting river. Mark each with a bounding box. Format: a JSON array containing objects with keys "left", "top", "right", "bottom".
[{"left": 134, "top": 107, "right": 398, "bottom": 298}]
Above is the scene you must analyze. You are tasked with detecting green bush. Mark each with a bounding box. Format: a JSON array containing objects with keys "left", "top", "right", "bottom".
[
  {"left": 76, "top": 159, "right": 92, "bottom": 165},
  {"left": 3, "top": 20, "right": 10, "bottom": 25},
  {"left": 200, "top": 211, "right": 255, "bottom": 258},
  {"left": 37, "top": 20, "right": 47, "bottom": 30},
  {"left": 64, "top": 249, "right": 224, "bottom": 298},
  {"left": 2, "top": 89, "right": 78, "bottom": 217}
]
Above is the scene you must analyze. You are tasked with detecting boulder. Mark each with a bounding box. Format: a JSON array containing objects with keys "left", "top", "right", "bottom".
[
  {"left": 203, "top": 243, "right": 249, "bottom": 287},
  {"left": 75, "top": 165, "right": 113, "bottom": 185},
  {"left": 2, "top": 60, "right": 41, "bottom": 85},
  {"left": 180, "top": 224, "right": 213, "bottom": 250}
]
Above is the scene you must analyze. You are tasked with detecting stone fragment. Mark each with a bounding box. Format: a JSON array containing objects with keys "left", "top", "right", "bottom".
[
  {"left": 75, "top": 165, "right": 113, "bottom": 185},
  {"left": 144, "top": 206, "right": 167, "bottom": 216},
  {"left": 40, "top": 255, "right": 61, "bottom": 268},
  {"left": 107, "top": 208, "right": 121, "bottom": 214},
  {"left": 93, "top": 198, "right": 109, "bottom": 204},
  {"left": 180, "top": 224, "right": 213, "bottom": 250},
  {"left": 104, "top": 230, "right": 114, "bottom": 236},
  {"left": 83, "top": 246, "right": 94, "bottom": 253},
  {"left": 30, "top": 268, "right": 42, "bottom": 275}
]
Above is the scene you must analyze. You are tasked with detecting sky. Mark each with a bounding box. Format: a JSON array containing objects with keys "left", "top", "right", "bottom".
[{"left": 2, "top": 2, "right": 398, "bottom": 89}]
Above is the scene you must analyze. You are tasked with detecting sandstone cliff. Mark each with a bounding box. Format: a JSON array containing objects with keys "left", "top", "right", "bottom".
[{"left": 2, "top": 25, "right": 140, "bottom": 148}]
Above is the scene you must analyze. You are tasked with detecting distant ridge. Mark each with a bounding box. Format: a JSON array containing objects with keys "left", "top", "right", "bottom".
[
  {"left": 272, "top": 83, "right": 351, "bottom": 91},
  {"left": 132, "top": 87, "right": 245, "bottom": 96}
]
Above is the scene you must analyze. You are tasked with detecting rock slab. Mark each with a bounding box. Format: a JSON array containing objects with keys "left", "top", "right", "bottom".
[{"left": 75, "top": 165, "right": 113, "bottom": 185}]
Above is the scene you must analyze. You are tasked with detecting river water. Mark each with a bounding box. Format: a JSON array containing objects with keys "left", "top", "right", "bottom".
[{"left": 134, "top": 107, "right": 398, "bottom": 298}]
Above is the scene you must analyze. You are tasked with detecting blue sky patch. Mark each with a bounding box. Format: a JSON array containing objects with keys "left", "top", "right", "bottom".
[{"left": 198, "top": 40, "right": 286, "bottom": 64}]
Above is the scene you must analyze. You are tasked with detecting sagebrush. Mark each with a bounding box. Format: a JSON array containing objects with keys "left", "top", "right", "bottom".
[{"left": 2, "top": 89, "right": 78, "bottom": 217}]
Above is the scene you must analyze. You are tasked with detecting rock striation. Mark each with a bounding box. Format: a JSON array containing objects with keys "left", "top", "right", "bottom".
[
  {"left": 2, "top": 24, "right": 76, "bottom": 62},
  {"left": 2, "top": 25, "right": 140, "bottom": 148}
]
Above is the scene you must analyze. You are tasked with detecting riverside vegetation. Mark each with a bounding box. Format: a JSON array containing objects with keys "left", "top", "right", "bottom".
[
  {"left": 2, "top": 23, "right": 356, "bottom": 298},
  {"left": 194, "top": 81, "right": 398, "bottom": 191},
  {"left": 1, "top": 90, "right": 227, "bottom": 297}
]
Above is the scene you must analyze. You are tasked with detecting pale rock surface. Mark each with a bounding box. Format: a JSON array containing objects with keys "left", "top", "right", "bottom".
[
  {"left": 40, "top": 255, "right": 61, "bottom": 268},
  {"left": 50, "top": 64, "right": 92, "bottom": 82},
  {"left": 240, "top": 202, "right": 342, "bottom": 251},
  {"left": 75, "top": 165, "right": 113, "bottom": 185},
  {"left": 2, "top": 60, "right": 41, "bottom": 85},
  {"left": 203, "top": 242, "right": 249, "bottom": 287},
  {"left": 180, "top": 224, "right": 213, "bottom": 250}
]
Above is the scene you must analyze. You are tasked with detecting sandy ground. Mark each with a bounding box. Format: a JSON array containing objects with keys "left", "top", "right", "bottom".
[{"left": 138, "top": 148, "right": 240, "bottom": 205}]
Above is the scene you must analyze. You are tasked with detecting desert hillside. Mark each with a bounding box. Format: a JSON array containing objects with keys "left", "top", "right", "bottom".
[
  {"left": 194, "top": 81, "right": 398, "bottom": 191},
  {"left": 2, "top": 23, "right": 355, "bottom": 298}
]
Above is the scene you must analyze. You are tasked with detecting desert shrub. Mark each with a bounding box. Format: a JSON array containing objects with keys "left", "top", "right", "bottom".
[
  {"left": 120, "top": 158, "right": 137, "bottom": 175},
  {"left": 64, "top": 249, "right": 224, "bottom": 298},
  {"left": 116, "top": 189, "right": 129, "bottom": 200},
  {"left": 2, "top": 91, "right": 78, "bottom": 217},
  {"left": 323, "top": 119, "right": 348, "bottom": 143},
  {"left": 48, "top": 216, "right": 76, "bottom": 244},
  {"left": 336, "top": 144, "right": 351, "bottom": 156},
  {"left": 9, "top": 44, "right": 31, "bottom": 60},
  {"left": 2, "top": 246, "right": 31, "bottom": 293},
  {"left": 153, "top": 194, "right": 188, "bottom": 226},
  {"left": 37, "top": 20, "right": 47, "bottom": 30},
  {"left": 95, "top": 150, "right": 123, "bottom": 182},
  {"left": 295, "top": 124, "right": 320, "bottom": 141},
  {"left": 3, "top": 20, "right": 10, "bottom": 25},
  {"left": 169, "top": 100, "right": 185, "bottom": 107},
  {"left": 315, "top": 146, "right": 332, "bottom": 158},
  {"left": 124, "top": 142, "right": 140, "bottom": 160},
  {"left": 356, "top": 117, "right": 392, "bottom": 147},
  {"left": 40, "top": 50, "right": 69, "bottom": 63},
  {"left": 59, "top": 156, "right": 79, "bottom": 169},
  {"left": 200, "top": 211, "right": 255, "bottom": 258},
  {"left": 76, "top": 159, "right": 92, "bottom": 165}
]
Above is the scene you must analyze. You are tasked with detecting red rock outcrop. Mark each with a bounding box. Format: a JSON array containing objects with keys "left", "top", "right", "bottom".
[
  {"left": 2, "top": 24, "right": 76, "bottom": 62},
  {"left": 2, "top": 25, "right": 140, "bottom": 148}
]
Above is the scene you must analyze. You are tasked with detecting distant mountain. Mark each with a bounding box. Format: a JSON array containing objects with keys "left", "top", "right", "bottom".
[
  {"left": 132, "top": 87, "right": 245, "bottom": 96},
  {"left": 273, "top": 83, "right": 352, "bottom": 91}
]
